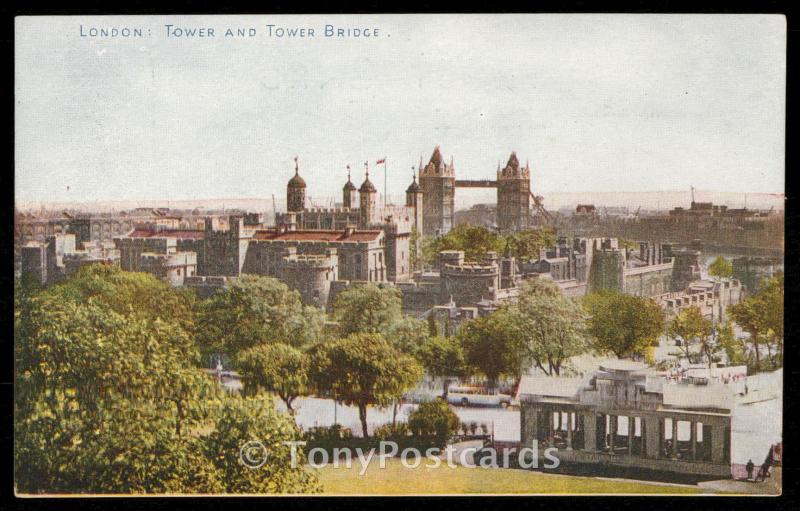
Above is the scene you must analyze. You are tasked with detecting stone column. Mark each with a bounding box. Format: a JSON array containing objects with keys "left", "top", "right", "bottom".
[
  {"left": 567, "top": 411, "right": 573, "bottom": 450},
  {"left": 609, "top": 415, "right": 616, "bottom": 453},
  {"left": 711, "top": 422, "right": 726, "bottom": 464},
  {"left": 584, "top": 412, "right": 597, "bottom": 452},
  {"left": 690, "top": 421, "right": 697, "bottom": 461},
  {"left": 521, "top": 405, "right": 538, "bottom": 446},
  {"left": 628, "top": 417, "right": 633, "bottom": 455},
  {"left": 644, "top": 416, "right": 660, "bottom": 459},
  {"left": 671, "top": 418, "right": 679, "bottom": 459}
]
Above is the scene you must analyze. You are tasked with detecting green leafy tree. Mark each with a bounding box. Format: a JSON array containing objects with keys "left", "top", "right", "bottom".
[
  {"left": 204, "top": 395, "right": 320, "bottom": 494},
  {"left": 308, "top": 333, "right": 422, "bottom": 437},
  {"left": 383, "top": 315, "right": 429, "bottom": 354},
  {"left": 407, "top": 398, "right": 460, "bottom": 448},
  {"left": 708, "top": 256, "right": 733, "bottom": 280},
  {"left": 415, "top": 336, "right": 467, "bottom": 392},
  {"left": 457, "top": 308, "right": 528, "bottom": 388},
  {"left": 196, "top": 275, "right": 325, "bottom": 359},
  {"left": 715, "top": 321, "right": 747, "bottom": 366},
  {"left": 331, "top": 283, "right": 403, "bottom": 337},
  {"left": 582, "top": 291, "right": 665, "bottom": 359},
  {"left": 422, "top": 224, "right": 501, "bottom": 265},
  {"left": 498, "top": 228, "right": 557, "bottom": 260},
  {"left": 667, "top": 306, "right": 713, "bottom": 363},
  {"left": 511, "top": 279, "right": 589, "bottom": 375},
  {"left": 15, "top": 267, "right": 318, "bottom": 494},
  {"left": 236, "top": 343, "right": 309, "bottom": 412},
  {"left": 729, "top": 272, "right": 784, "bottom": 371}
]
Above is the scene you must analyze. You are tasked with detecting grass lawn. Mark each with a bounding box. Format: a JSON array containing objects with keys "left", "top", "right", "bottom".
[{"left": 313, "top": 458, "right": 705, "bottom": 495}]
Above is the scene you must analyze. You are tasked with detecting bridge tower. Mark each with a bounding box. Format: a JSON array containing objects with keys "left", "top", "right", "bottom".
[
  {"left": 419, "top": 146, "right": 455, "bottom": 236},
  {"left": 496, "top": 152, "right": 531, "bottom": 232}
]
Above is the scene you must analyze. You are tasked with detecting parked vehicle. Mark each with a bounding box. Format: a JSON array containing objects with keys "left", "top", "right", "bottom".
[{"left": 445, "top": 386, "right": 512, "bottom": 408}]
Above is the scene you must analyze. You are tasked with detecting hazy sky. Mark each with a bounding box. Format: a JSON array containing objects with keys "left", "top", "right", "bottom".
[{"left": 15, "top": 14, "right": 786, "bottom": 204}]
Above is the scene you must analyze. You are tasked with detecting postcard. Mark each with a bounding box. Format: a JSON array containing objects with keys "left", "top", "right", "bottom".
[{"left": 14, "top": 14, "right": 785, "bottom": 496}]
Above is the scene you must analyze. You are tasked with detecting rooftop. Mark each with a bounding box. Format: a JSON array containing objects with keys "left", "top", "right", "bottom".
[
  {"left": 252, "top": 229, "right": 382, "bottom": 243},
  {"left": 126, "top": 229, "right": 205, "bottom": 240}
]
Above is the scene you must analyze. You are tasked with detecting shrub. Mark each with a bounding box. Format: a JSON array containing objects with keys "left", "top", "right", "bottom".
[{"left": 407, "top": 398, "right": 460, "bottom": 448}]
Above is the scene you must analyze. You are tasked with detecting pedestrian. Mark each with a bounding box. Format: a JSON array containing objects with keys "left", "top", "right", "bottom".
[{"left": 746, "top": 459, "right": 754, "bottom": 481}]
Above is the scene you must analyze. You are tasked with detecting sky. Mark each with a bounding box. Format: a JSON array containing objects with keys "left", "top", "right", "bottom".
[{"left": 15, "top": 14, "right": 786, "bottom": 205}]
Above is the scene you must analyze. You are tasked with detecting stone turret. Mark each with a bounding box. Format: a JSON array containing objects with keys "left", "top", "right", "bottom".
[
  {"left": 287, "top": 157, "right": 306, "bottom": 213},
  {"left": 497, "top": 152, "right": 531, "bottom": 232},
  {"left": 419, "top": 145, "right": 455, "bottom": 236},
  {"left": 359, "top": 165, "right": 378, "bottom": 228},
  {"left": 342, "top": 165, "right": 357, "bottom": 209}
]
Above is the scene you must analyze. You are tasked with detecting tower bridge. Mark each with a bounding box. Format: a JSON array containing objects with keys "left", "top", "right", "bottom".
[{"left": 419, "top": 146, "right": 547, "bottom": 236}]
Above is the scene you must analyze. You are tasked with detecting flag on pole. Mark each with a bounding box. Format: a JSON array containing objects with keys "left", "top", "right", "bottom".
[{"left": 376, "top": 158, "right": 386, "bottom": 165}]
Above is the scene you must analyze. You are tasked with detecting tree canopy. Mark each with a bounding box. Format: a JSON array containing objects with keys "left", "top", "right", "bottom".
[
  {"left": 331, "top": 283, "right": 403, "bottom": 337},
  {"left": 582, "top": 291, "right": 665, "bottom": 359},
  {"left": 15, "top": 266, "right": 319, "bottom": 494},
  {"left": 421, "top": 224, "right": 556, "bottom": 266},
  {"left": 195, "top": 274, "right": 325, "bottom": 359},
  {"left": 667, "top": 306, "right": 713, "bottom": 363},
  {"left": 728, "top": 272, "right": 784, "bottom": 371},
  {"left": 236, "top": 343, "right": 309, "bottom": 412},
  {"left": 511, "top": 279, "right": 589, "bottom": 375},
  {"left": 457, "top": 307, "right": 528, "bottom": 388},
  {"left": 308, "top": 333, "right": 422, "bottom": 437},
  {"left": 708, "top": 256, "right": 733, "bottom": 280}
]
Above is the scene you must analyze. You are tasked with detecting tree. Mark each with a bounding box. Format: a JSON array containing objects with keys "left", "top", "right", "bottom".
[
  {"left": 422, "top": 224, "right": 502, "bottom": 265},
  {"left": 236, "top": 343, "right": 309, "bottom": 412},
  {"left": 331, "top": 283, "right": 403, "bottom": 337},
  {"left": 415, "top": 336, "right": 467, "bottom": 392},
  {"left": 308, "top": 333, "right": 422, "bottom": 437},
  {"left": 15, "top": 268, "right": 319, "bottom": 494},
  {"left": 204, "top": 395, "right": 320, "bottom": 494},
  {"left": 511, "top": 280, "right": 589, "bottom": 375},
  {"left": 498, "top": 228, "right": 557, "bottom": 261},
  {"left": 407, "top": 398, "right": 460, "bottom": 448},
  {"left": 582, "top": 291, "right": 665, "bottom": 359},
  {"left": 195, "top": 275, "right": 325, "bottom": 360},
  {"left": 383, "top": 315, "right": 429, "bottom": 354},
  {"left": 708, "top": 256, "right": 733, "bottom": 280},
  {"left": 728, "top": 272, "right": 784, "bottom": 371},
  {"left": 457, "top": 308, "right": 528, "bottom": 388},
  {"left": 667, "top": 306, "right": 713, "bottom": 363},
  {"left": 715, "top": 321, "right": 747, "bottom": 366}
]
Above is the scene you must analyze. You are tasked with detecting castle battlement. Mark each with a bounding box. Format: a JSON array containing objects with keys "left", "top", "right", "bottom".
[{"left": 442, "top": 263, "right": 499, "bottom": 275}]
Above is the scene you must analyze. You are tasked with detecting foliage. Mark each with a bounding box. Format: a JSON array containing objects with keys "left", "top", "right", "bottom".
[
  {"left": 667, "top": 306, "right": 713, "bottom": 364},
  {"left": 331, "top": 283, "right": 403, "bottom": 337},
  {"left": 236, "top": 343, "right": 309, "bottom": 412},
  {"left": 457, "top": 308, "right": 528, "bottom": 388},
  {"left": 382, "top": 315, "right": 429, "bottom": 354},
  {"left": 308, "top": 333, "right": 423, "bottom": 437},
  {"left": 497, "top": 228, "right": 557, "bottom": 260},
  {"left": 510, "top": 279, "right": 590, "bottom": 375},
  {"left": 728, "top": 272, "right": 784, "bottom": 371},
  {"left": 15, "top": 267, "right": 318, "bottom": 494},
  {"left": 715, "top": 321, "right": 747, "bottom": 366},
  {"left": 195, "top": 274, "right": 325, "bottom": 359},
  {"left": 204, "top": 395, "right": 320, "bottom": 494},
  {"left": 582, "top": 291, "right": 665, "bottom": 359},
  {"left": 708, "top": 256, "right": 734, "bottom": 280},
  {"left": 406, "top": 398, "right": 460, "bottom": 448},
  {"left": 414, "top": 335, "right": 467, "bottom": 389},
  {"left": 421, "top": 225, "right": 556, "bottom": 266}
]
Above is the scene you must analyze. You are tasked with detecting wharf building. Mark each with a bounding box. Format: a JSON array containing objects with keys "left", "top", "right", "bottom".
[{"left": 517, "top": 361, "right": 748, "bottom": 480}]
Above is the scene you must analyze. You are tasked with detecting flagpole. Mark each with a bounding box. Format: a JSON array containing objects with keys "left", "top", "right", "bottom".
[{"left": 384, "top": 159, "right": 387, "bottom": 208}]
